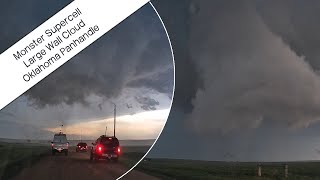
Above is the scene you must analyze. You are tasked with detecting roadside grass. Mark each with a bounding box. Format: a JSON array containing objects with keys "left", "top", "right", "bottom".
[
  {"left": 119, "top": 146, "right": 150, "bottom": 168},
  {"left": 0, "top": 142, "right": 49, "bottom": 180},
  {"left": 6, "top": 143, "right": 320, "bottom": 180},
  {"left": 86, "top": 145, "right": 320, "bottom": 180},
  {"left": 132, "top": 159, "right": 320, "bottom": 180}
]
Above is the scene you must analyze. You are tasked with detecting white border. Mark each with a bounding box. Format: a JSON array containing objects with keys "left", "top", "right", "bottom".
[
  {"left": 0, "top": 0, "right": 149, "bottom": 111},
  {"left": 117, "top": 1, "right": 176, "bottom": 179}
]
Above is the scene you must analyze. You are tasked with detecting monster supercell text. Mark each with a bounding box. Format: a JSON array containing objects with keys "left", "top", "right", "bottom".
[{"left": 45, "top": 8, "right": 82, "bottom": 37}]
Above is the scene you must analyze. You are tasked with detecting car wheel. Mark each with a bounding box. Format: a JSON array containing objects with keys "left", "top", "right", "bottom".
[
  {"left": 65, "top": 150, "right": 68, "bottom": 156},
  {"left": 90, "top": 153, "right": 94, "bottom": 161},
  {"left": 52, "top": 151, "right": 56, "bottom": 156},
  {"left": 112, "top": 157, "right": 118, "bottom": 162}
]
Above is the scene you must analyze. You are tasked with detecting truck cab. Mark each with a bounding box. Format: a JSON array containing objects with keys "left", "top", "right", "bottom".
[{"left": 90, "top": 135, "right": 121, "bottom": 162}]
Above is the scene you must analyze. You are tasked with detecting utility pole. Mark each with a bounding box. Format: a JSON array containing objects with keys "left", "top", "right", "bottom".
[
  {"left": 60, "top": 124, "right": 63, "bottom": 134},
  {"left": 80, "top": 129, "right": 82, "bottom": 141},
  {"left": 257, "top": 164, "right": 262, "bottom": 177},
  {"left": 105, "top": 125, "right": 107, "bottom": 136},
  {"left": 284, "top": 164, "right": 288, "bottom": 178},
  {"left": 113, "top": 103, "right": 116, "bottom": 137}
]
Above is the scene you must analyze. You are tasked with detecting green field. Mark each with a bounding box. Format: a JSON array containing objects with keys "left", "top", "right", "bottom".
[
  {"left": 6, "top": 143, "right": 320, "bottom": 180},
  {"left": 120, "top": 146, "right": 150, "bottom": 167},
  {"left": 134, "top": 159, "right": 320, "bottom": 180},
  {"left": 0, "top": 142, "right": 49, "bottom": 180}
]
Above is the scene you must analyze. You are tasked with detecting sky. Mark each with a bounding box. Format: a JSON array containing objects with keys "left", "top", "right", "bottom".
[
  {"left": 149, "top": 0, "right": 320, "bottom": 162},
  {"left": 0, "top": 1, "right": 174, "bottom": 140}
]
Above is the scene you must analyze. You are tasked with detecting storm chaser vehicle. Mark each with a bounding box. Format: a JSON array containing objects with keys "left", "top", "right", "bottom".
[
  {"left": 90, "top": 135, "right": 121, "bottom": 162},
  {"left": 51, "top": 133, "right": 69, "bottom": 156}
]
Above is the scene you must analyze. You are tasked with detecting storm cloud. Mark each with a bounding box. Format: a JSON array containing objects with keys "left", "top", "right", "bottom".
[
  {"left": 135, "top": 96, "right": 160, "bottom": 111},
  {"left": 23, "top": 4, "right": 173, "bottom": 109},
  {"left": 151, "top": 0, "right": 320, "bottom": 134},
  {"left": 0, "top": 0, "right": 174, "bottom": 110},
  {"left": 148, "top": 0, "right": 320, "bottom": 161},
  {"left": 0, "top": 1, "right": 174, "bottom": 139}
]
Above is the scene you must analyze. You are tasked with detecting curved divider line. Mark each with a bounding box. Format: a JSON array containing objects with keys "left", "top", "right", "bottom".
[
  {"left": 117, "top": 1, "right": 176, "bottom": 179},
  {"left": 0, "top": 0, "right": 149, "bottom": 111}
]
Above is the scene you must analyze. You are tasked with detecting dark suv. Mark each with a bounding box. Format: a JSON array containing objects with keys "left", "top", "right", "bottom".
[
  {"left": 90, "top": 135, "right": 121, "bottom": 162},
  {"left": 76, "top": 142, "right": 88, "bottom": 152},
  {"left": 51, "top": 133, "right": 69, "bottom": 156}
]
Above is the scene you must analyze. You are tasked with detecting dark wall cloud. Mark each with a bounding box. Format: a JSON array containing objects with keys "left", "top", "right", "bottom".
[
  {"left": 149, "top": 0, "right": 320, "bottom": 161},
  {"left": 151, "top": 0, "right": 202, "bottom": 113},
  {"left": 186, "top": 0, "right": 320, "bottom": 133},
  {"left": 153, "top": 0, "right": 320, "bottom": 133},
  {"left": 256, "top": 0, "right": 320, "bottom": 70}
]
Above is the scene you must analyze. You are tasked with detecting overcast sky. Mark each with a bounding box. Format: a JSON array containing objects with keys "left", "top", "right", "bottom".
[
  {"left": 0, "top": 1, "right": 174, "bottom": 140},
  {"left": 149, "top": 0, "right": 320, "bottom": 162},
  {"left": 5, "top": 0, "right": 320, "bottom": 163}
]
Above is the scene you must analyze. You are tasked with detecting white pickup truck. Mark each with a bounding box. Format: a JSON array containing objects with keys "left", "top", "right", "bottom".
[{"left": 51, "top": 133, "right": 69, "bottom": 156}]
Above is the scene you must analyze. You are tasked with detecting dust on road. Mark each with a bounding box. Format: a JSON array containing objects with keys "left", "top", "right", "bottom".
[{"left": 12, "top": 149, "right": 159, "bottom": 180}]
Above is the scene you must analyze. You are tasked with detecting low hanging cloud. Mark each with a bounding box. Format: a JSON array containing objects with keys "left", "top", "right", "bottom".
[
  {"left": 127, "top": 67, "right": 174, "bottom": 98},
  {"left": 256, "top": 0, "right": 320, "bottom": 70},
  {"left": 135, "top": 96, "right": 160, "bottom": 111},
  {"left": 186, "top": 0, "right": 320, "bottom": 133}
]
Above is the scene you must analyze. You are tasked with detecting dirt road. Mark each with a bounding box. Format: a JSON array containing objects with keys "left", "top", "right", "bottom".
[{"left": 12, "top": 149, "right": 159, "bottom": 180}]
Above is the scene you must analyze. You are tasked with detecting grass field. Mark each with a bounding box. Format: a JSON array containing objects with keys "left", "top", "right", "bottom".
[
  {"left": 120, "top": 146, "right": 150, "bottom": 167},
  {"left": 134, "top": 159, "right": 320, "bottom": 180},
  {"left": 3, "top": 143, "right": 320, "bottom": 180},
  {"left": 0, "top": 142, "right": 49, "bottom": 180}
]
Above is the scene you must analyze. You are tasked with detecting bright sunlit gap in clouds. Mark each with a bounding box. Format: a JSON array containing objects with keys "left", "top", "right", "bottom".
[{"left": 45, "top": 109, "right": 170, "bottom": 140}]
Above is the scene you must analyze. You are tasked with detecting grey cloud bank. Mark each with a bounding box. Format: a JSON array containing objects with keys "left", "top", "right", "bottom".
[
  {"left": 188, "top": 0, "right": 320, "bottom": 133},
  {"left": 149, "top": 0, "right": 320, "bottom": 161}
]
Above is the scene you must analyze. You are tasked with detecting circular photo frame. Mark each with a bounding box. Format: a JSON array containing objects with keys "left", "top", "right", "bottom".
[{"left": 0, "top": 1, "right": 174, "bottom": 179}]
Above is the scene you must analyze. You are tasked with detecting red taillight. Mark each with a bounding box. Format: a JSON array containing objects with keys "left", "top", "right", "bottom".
[
  {"left": 78, "top": 146, "right": 81, "bottom": 148},
  {"left": 51, "top": 143, "right": 54, "bottom": 147},
  {"left": 117, "top": 147, "right": 121, "bottom": 154},
  {"left": 97, "top": 145, "right": 102, "bottom": 153}
]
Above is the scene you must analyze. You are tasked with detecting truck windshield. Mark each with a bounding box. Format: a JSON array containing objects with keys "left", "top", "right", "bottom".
[{"left": 53, "top": 135, "right": 67, "bottom": 143}]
